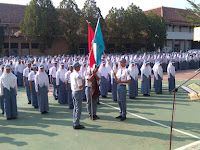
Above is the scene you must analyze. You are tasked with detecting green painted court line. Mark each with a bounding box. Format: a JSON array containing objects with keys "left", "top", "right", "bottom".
[{"left": 100, "top": 102, "right": 200, "bottom": 140}]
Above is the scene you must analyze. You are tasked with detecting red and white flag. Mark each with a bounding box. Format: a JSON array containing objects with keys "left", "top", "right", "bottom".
[{"left": 88, "top": 24, "right": 96, "bottom": 67}]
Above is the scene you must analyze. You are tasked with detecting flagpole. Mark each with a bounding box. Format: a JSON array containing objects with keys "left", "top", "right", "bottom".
[{"left": 86, "top": 21, "right": 94, "bottom": 121}]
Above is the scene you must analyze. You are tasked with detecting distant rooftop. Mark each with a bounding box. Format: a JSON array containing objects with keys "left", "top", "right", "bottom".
[
  {"left": 0, "top": 3, "right": 197, "bottom": 27},
  {"left": 144, "top": 6, "right": 196, "bottom": 26},
  {"left": 0, "top": 3, "right": 26, "bottom": 24}
]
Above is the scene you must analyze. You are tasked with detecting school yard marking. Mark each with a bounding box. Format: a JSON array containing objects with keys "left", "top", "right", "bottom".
[
  {"left": 100, "top": 102, "right": 200, "bottom": 140},
  {"left": 175, "top": 140, "right": 200, "bottom": 150}
]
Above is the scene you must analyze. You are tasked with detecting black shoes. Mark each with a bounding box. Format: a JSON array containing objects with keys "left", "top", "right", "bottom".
[
  {"left": 143, "top": 94, "right": 150, "bottom": 96},
  {"left": 41, "top": 111, "right": 48, "bottom": 114},
  {"left": 94, "top": 115, "right": 100, "bottom": 119},
  {"left": 90, "top": 115, "right": 100, "bottom": 120},
  {"left": 34, "top": 106, "right": 38, "bottom": 109},
  {"left": 129, "top": 97, "right": 135, "bottom": 99},
  {"left": 54, "top": 96, "right": 58, "bottom": 100},
  {"left": 116, "top": 115, "right": 126, "bottom": 121},
  {"left": 69, "top": 106, "right": 74, "bottom": 109},
  {"left": 6, "top": 117, "right": 17, "bottom": 120},
  {"left": 2, "top": 111, "right": 4, "bottom": 114},
  {"left": 73, "top": 124, "right": 85, "bottom": 129},
  {"left": 120, "top": 117, "right": 126, "bottom": 121},
  {"left": 97, "top": 102, "right": 100, "bottom": 105},
  {"left": 102, "top": 95, "right": 107, "bottom": 98},
  {"left": 116, "top": 115, "right": 122, "bottom": 119},
  {"left": 113, "top": 100, "right": 117, "bottom": 102},
  {"left": 28, "top": 101, "right": 31, "bottom": 104}
]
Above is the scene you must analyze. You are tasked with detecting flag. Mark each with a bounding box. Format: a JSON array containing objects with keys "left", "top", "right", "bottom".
[
  {"left": 88, "top": 23, "right": 96, "bottom": 67},
  {"left": 93, "top": 18, "right": 105, "bottom": 66}
]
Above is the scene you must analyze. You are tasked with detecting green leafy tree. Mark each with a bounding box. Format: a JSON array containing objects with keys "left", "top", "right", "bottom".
[
  {"left": 59, "top": 0, "right": 81, "bottom": 54},
  {"left": 20, "top": 0, "right": 59, "bottom": 53},
  {"left": 126, "top": 4, "right": 149, "bottom": 52},
  {"left": 0, "top": 25, "right": 5, "bottom": 57},
  {"left": 105, "top": 7, "right": 127, "bottom": 52},
  {"left": 179, "top": 0, "right": 200, "bottom": 26},
  {"left": 80, "top": 0, "right": 103, "bottom": 39},
  {"left": 146, "top": 12, "right": 167, "bottom": 51},
  {"left": 105, "top": 4, "right": 149, "bottom": 53}
]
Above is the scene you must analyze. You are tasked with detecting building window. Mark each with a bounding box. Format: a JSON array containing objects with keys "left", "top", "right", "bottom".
[
  {"left": 11, "top": 43, "right": 18, "bottom": 49},
  {"left": 172, "top": 25, "right": 175, "bottom": 32},
  {"left": 179, "top": 26, "right": 181, "bottom": 32},
  {"left": 21, "top": 43, "right": 29, "bottom": 49},
  {"left": 189, "top": 26, "right": 192, "bottom": 33},
  {"left": 31, "top": 43, "right": 39, "bottom": 49},
  {"left": 3, "top": 43, "right": 9, "bottom": 48}
]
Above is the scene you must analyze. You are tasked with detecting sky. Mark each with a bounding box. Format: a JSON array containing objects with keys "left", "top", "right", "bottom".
[{"left": 0, "top": 0, "right": 195, "bottom": 17}]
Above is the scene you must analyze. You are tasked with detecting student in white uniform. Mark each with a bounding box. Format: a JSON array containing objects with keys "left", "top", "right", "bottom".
[
  {"left": 56, "top": 62, "right": 67, "bottom": 104},
  {"left": 114, "top": 58, "right": 131, "bottom": 121},
  {"left": 23, "top": 61, "right": 32, "bottom": 104},
  {"left": 65, "top": 63, "right": 73, "bottom": 109},
  {"left": 49, "top": 61, "right": 58, "bottom": 100},
  {"left": 28, "top": 64, "right": 38, "bottom": 108},
  {"left": 70, "top": 62, "right": 85, "bottom": 129},
  {"left": 85, "top": 64, "right": 100, "bottom": 120},
  {"left": 0, "top": 65, "right": 18, "bottom": 120},
  {"left": 80, "top": 62, "right": 87, "bottom": 101}
]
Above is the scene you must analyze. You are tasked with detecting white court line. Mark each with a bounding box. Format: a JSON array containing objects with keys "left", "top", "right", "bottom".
[
  {"left": 100, "top": 102, "right": 200, "bottom": 140},
  {"left": 175, "top": 140, "right": 200, "bottom": 150}
]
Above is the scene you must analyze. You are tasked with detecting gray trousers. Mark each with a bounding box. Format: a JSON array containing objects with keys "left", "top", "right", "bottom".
[
  {"left": 52, "top": 78, "right": 58, "bottom": 98},
  {"left": 72, "top": 90, "right": 83, "bottom": 126},
  {"left": 117, "top": 85, "right": 127, "bottom": 117},
  {"left": 85, "top": 87, "right": 97, "bottom": 116},
  {"left": 25, "top": 77, "right": 31, "bottom": 101}
]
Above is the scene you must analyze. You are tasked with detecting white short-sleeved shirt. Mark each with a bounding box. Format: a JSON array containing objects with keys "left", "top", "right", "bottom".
[
  {"left": 23, "top": 67, "right": 31, "bottom": 78},
  {"left": 70, "top": 70, "right": 83, "bottom": 91},
  {"left": 49, "top": 66, "right": 57, "bottom": 78},
  {"left": 84, "top": 68, "right": 100, "bottom": 87},
  {"left": 65, "top": 70, "right": 72, "bottom": 83},
  {"left": 28, "top": 71, "right": 37, "bottom": 81},
  {"left": 116, "top": 67, "right": 131, "bottom": 85}
]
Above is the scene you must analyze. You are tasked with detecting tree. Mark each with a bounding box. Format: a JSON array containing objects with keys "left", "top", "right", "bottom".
[
  {"left": 105, "top": 4, "right": 149, "bottom": 53},
  {"left": 146, "top": 12, "right": 167, "bottom": 51},
  {"left": 178, "top": 0, "right": 200, "bottom": 26},
  {"left": 20, "top": 0, "right": 59, "bottom": 53},
  {"left": 0, "top": 25, "right": 5, "bottom": 57},
  {"left": 59, "top": 0, "right": 81, "bottom": 54},
  {"left": 105, "top": 7, "right": 128, "bottom": 52},
  {"left": 80, "top": 0, "right": 103, "bottom": 39},
  {"left": 125, "top": 4, "right": 149, "bottom": 52}
]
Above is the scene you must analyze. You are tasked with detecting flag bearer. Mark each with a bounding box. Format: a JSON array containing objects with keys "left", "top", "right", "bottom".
[{"left": 85, "top": 64, "right": 100, "bottom": 120}]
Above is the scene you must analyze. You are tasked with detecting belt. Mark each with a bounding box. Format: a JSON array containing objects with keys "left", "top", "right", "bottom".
[{"left": 119, "top": 85, "right": 126, "bottom": 87}]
